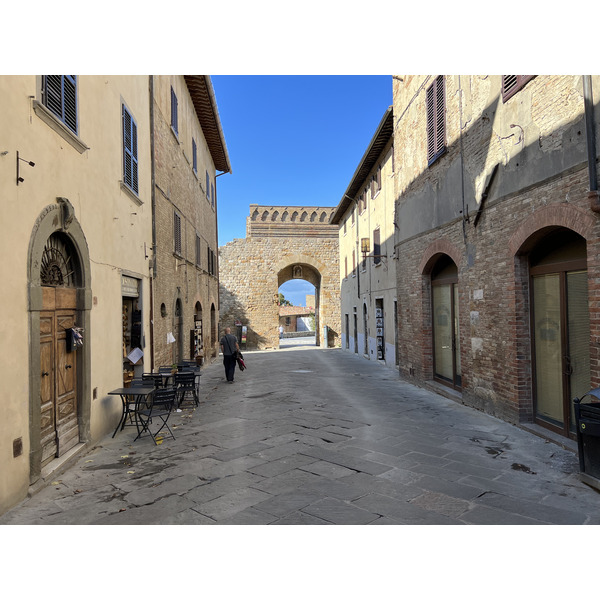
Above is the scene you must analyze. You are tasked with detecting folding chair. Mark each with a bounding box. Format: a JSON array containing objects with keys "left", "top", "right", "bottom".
[
  {"left": 174, "top": 371, "right": 199, "bottom": 407},
  {"left": 135, "top": 387, "right": 176, "bottom": 445}
]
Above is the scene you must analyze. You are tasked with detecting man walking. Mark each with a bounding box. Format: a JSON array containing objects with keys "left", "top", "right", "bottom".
[{"left": 220, "top": 327, "right": 239, "bottom": 383}]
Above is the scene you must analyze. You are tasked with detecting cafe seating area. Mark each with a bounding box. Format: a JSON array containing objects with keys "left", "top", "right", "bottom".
[{"left": 109, "top": 362, "right": 202, "bottom": 444}]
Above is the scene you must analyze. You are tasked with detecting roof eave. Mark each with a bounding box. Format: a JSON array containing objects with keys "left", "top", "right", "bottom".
[{"left": 331, "top": 106, "right": 393, "bottom": 224}]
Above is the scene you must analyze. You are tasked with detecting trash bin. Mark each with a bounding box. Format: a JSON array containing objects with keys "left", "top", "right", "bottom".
[{"left": 573, "top": 388, "right": 600, "bottom": 491}]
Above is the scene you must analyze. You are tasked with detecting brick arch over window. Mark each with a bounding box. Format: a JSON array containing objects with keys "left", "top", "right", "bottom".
[
  {"left": 419, "top": 238, "right": 463, "bottom": 275},
  {"left": 506, "top": 205, "right": 597, "bottom": 425},
  {"left": 508, "top": 204, "right": 595, "bottom": 256}
]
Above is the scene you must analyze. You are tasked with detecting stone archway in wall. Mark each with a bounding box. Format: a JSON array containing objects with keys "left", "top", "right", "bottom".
[
  {"left": 278, "top": 261, "right": 322, "bottom": 346},
  {"left": 218, "top": 205, "right": 340, "bottom": 350}
]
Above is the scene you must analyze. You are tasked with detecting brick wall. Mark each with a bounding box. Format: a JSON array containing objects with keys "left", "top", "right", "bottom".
[
  {"left": 393, "top": 75, "right": 600, "bottom": 428},
  {"left": 219, "top": 227, "right": 339, "bottom": 349}
]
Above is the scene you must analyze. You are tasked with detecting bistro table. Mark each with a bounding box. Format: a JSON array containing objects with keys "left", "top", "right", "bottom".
[{"left": 108, "top": 386, "right": 155, "bottom": 438}]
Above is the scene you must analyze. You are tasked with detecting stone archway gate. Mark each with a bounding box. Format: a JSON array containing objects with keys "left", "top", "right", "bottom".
[{"left": 219, "top": 204, "right": 340, "bottom": 349}]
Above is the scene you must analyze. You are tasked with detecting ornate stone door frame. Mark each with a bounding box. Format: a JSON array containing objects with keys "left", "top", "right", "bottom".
[{"left": 28, "top": 199, "right": 92, "bottom": 484}]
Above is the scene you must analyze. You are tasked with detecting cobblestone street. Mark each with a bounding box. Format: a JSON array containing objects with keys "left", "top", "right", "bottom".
[{"left": 2, "top": 346, "right": 599, "bottom": 526}]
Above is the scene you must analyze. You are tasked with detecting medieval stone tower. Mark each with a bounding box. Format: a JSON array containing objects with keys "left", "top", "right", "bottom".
[{"left": 219, "top": 204, "right": 340, "bottom": 349}]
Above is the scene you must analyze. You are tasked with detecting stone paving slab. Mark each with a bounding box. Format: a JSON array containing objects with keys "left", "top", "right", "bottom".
[{"left": 300, "top": 497, "right": 380, "bottom": 524}]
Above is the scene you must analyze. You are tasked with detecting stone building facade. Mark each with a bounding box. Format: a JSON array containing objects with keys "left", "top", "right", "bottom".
[
  {"left": 0, "top": 75, "right": 153, "bottom": 514},
  {"left": 151, "top": 76, "right": 230, "bottom": 367},
  {"left": 331, "top": 107, "right": 397, "bottom": 367},
  {"left": 393, "top": 75, "right": 600, "bottom": 441},
  {"left": 219, "top": 205, "right": 339, "bottom": 349}
]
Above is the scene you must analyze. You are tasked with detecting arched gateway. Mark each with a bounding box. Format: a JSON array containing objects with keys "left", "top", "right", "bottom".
[{"left": 219, "top": 205, "right": 340, "bottom": 349}]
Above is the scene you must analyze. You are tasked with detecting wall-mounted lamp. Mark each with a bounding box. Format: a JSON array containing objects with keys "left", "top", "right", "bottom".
[
  {"left": 17, "top": 151, "right": 35, "bottom": 185},
  {"left": 361, "top": 237, "right": 387, "bottom": 263}
]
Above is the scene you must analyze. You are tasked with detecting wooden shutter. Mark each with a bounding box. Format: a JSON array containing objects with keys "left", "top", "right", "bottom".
[
  {"left": 502, "top": 75, "right": 535, "bottom": 102},
  {"left": 63, "top": 76, "right": 77, "bottom": 133},
  {"left": 427, "top": 75, "right": 446, "bottom": 165},
  {"left": 373, "top": 228, "right": 381, "bottom": 265},
  {"left": 174, "top": 212, "right": 182, "bottom": 255},
  {"left": 171, "top": 87, "right": 178, "bottom": 134},
  {"left": 42, "top": 75, "right": 78, "bottom": 134},
  {"left": 123, "top": 105, "right": 138, "bottom": 194}
]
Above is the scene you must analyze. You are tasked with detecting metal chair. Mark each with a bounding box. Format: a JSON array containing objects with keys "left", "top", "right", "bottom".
[
  {"left": 135, "top": 387, "right": 176, "bottom": 445},
  {"left": 174, "top": 371, "right": 199, "bottom": 407},
  {"left": 142, "top": 372, "right": 165, "bottom": 388}
]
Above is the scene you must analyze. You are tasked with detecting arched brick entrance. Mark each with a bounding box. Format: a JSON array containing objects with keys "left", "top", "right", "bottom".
[{"left": 219, "top": 205, "right": 340, "bottom": 349}]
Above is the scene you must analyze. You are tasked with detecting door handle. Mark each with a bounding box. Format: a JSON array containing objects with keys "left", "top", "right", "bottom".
[
  {"left": 563, "top": 356, "right": 573, "bottom": 376},
  {"left": 42, "top": 371, "right": 49, "bottom": 377},
  {"left": 65, "top": 364, "right": 72, "bottom": 370}
]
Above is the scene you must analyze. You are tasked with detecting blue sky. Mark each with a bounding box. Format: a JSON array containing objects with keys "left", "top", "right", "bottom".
[{"left": 212, "top": 75, "right": 392, "bottom": 305}]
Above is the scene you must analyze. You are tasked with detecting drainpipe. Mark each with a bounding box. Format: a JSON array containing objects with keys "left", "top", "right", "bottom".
[
  {"left": 149, "top": 75, "right": 157, "bottom": 371},
  {"left": 583, "top": 76, "right": 600, "bottom": 212}
]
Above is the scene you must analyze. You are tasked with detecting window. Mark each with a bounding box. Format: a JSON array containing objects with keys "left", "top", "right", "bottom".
[
  {"left": 211, "top": 181, "right": 215, "bottom": 209},
  {"left": 42, "top": 75, "right": 78, "bottom": 134},
  {"left": 207, "top": 248, "right": 215, "bottom": 275},
  {"left": 174, "top": 212, "right": 182, "bottom": 255},
  {"left": 343, "top": 219, "right": 347, "bottom": 235},
  {"left": 192, "top": 138, "right": 197, "bottom": 174},
  {"left": 352, "top": 249, "right": 356, "bottom": 274},
  {"left": 373, "top": 228, "right": 381, "bottom": 265},
  {"left": 345, "top": 256, "right": 348, "bottom": 278},
  {"left": 502, "top": 76, "right": 535, "bottom": 102},
  {"left": 171, "top": 87, "right": 178, "bottom": 135},
  {"left": 371, "top": 165, "right": 382, "bottom": 197},
  {"left": 426, "top": 75, "right": 446, "bottom": 165},
  {"left": 195, "top": 234, "right": 201, "bottom": 267},
  {"left": 122, "top": 105, "right": 138, "bottom": 194},
  {"left": 359, "top": 193, "right": 365, "bottom": 215}
]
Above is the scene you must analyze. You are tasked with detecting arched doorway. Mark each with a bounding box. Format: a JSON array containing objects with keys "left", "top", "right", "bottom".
[
  {"left": 431, "top": 254, "right": 461, "bottom": 390},
  {"left": 529, "top": 228, "right": 589, "bottom": 436},
  {"left": 38, "top": 232, "right": 82, "bottom": 467},
  {"left": 173, "top": 298, "right": 183, "bottom": 363},
  {"left": 210, "top": 304, "right": 217, "bottom": 356},
  {"left": 28, "top": 199, "right": 91, "bottom": 483}
]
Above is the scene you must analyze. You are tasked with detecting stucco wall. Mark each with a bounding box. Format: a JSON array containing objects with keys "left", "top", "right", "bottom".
[{"left": 0, "top": 75, "right": 152, "bottom": 514}]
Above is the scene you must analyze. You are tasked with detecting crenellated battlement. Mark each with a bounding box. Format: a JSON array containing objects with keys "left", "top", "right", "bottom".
[{"left": 246, "top": 205, "right": 337, "bottom": 238}]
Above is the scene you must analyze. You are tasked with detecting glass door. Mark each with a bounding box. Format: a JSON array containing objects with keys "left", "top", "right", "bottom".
[
  {"left": 530, "top": 230, "right": 589, "bottom": 437},
  {"left": 431, "top": 255, "right": 461, "bottom": 389}
]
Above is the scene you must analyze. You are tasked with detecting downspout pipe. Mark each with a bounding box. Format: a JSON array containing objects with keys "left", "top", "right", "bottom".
[
  {"left": 583, "top": 75, "right": 600, "bottom": 212},
  {"left": 149, "top": 75, "right": 157, "bottom": 371}
]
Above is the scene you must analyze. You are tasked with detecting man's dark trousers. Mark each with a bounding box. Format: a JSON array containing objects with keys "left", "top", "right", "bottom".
[{"left": 223, "top": 354, "right": 236, "bottom": 381}]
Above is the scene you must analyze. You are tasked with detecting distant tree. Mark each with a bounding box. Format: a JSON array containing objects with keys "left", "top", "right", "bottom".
[{"left": 278, "top": 293, "right": 292, "bottom": 306}]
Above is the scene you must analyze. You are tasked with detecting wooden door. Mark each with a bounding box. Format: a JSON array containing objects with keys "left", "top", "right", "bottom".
[
  {"left": 40, "top": 312, "right": 57, "bottom": 466},
  {"left": 40, "top": 290, "right": 79, "bottom": 467}
]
